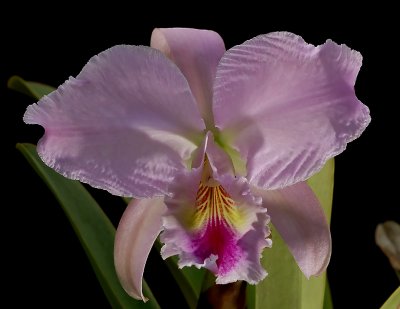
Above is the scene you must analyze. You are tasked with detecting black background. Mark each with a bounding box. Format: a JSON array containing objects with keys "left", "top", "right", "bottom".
[{"left": 4, "top": 7, "right": 399, "bottom": 308}]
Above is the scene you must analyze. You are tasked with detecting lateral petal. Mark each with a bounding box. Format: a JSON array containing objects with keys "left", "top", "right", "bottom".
[
  {"left": 24, "top": 45, "right": 205, "bottom": 197},
  {"left": 213, "top": 32, "right": 370, "bottom": 189}
]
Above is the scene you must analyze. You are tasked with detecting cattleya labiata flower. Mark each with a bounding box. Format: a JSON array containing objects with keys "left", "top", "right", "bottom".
[{"left": 24, "top": 28, "right": 370, "bottom": 301}]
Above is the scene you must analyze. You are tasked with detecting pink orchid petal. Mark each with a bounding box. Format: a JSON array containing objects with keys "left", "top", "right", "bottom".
[
  {"left": 24, "top": 45, "right": 205, "bottom": 197},
  {"left": 151, "top": 28, "right": 225, "bottom": 128},
  {"left": 253, "top": 182, "right": 331, "bottom": 278},
  {"left": 114, "top": 198, "right": 166, "bottom": 301},
  {"left": 161, "top": 137, "right": 271, "bottom": 284},
  {"left": 213, "top": 32, "right": 370, "bottom": 189}
]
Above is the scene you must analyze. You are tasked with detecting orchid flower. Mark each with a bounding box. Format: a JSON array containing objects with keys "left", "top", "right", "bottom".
[{"left": 24, "top": 28, "right": 370, "bottom": 301}]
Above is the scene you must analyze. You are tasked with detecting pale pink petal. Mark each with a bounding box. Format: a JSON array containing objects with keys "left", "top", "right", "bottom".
[
  {"left": 151, "top": 28, "right": 225, "bottom": 128},
  {"left": 114, "top": 198, "right": 166, "bottom": 301},
  {"left": 161, "top": 139, "right": 271, "bottom": 283},
  {"left": 253, "top": 182, "right": 331, "bottom": 277},
  {"left": 24, "top": 45, "right": 205, "bottom": 197},
  {"left": 213, "top": 32, "right": 370, "bottom": 189}
]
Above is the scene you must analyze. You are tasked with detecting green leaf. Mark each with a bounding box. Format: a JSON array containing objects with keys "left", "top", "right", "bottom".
[
  {"left": 307, "top": 159, "right": 335, "bottom": 221},
  {"left": 8, "top": 75, "right": 55, "bottom": 99},
  {"left": 153, "top": 241, "right": 205, "bottom": 309},
  {"left": 301, "top": 159, "right": 335, "bottom": 309},
  {"left": 323, "top": 280, "right": 333, "bottom": 309},
  {"left": 381, "top": 287, "right": 400, "bottom": 309},
  {"left": 17, "top": 143, "right": 160, "bottom": 309},
  {"left": 248, "top": 159, "right": 334, "bottom": 309},
  {"left": 166, "top": 258, "right": 205, "bottom": 309}
]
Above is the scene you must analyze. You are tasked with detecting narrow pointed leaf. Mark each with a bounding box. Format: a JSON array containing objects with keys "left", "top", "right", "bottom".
[
  {"left": 307, "top": 159, "right": 335, "bottom": 220},
  {"left": 17, "top": 143, "right": 160, "bottom": 309},
  {"left": 323, "top": 280, "right": 333, "bottom": 309},
  {"left": 301, "top": 159, "right": 335, "bottom": 309},
  {"left": 8, "top": 75, "right": 55, "bottom": 99},
  {"left": 248, "top": 159, "right": 334, "bottom": 309},
  {"left": 153, "top": 240, "right": 205, "bottom": 309},
  {"left": 380, "top": 287, "right": 400, "bottom": 309}
]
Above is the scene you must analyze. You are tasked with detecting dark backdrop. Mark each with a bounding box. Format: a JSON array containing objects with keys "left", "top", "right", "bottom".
[{"left": 4, "top": 7, "right": 399, "bottom": 308}]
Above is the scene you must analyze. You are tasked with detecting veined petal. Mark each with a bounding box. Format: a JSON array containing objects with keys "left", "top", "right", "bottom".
[
  {"left": 253, "top": 182, "right": 331, "bottom": 278},
  {"left": 161, "top": 159, "right": 271, "bottom": 284},
  {"left": 213, "top": 32, "right": 370, "bottom": 189},
  {"left": 151, "top": 28, "right": 225, "bottom": 128},
  {"left": 24, "top": 45, "right": 205, "bottom": 197},
  {"left": 114, "top": 198, "right": 166, "bottom": 301}
]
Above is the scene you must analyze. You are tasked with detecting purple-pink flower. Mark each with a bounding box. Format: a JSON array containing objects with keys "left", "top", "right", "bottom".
[{"left": 24, "top": 28, "right": 370, "bottom": 301}]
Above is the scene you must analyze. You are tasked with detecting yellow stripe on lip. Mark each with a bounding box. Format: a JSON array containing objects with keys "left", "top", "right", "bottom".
[{"left": 190, "top": 158, "right": 246, "bottom": 231}]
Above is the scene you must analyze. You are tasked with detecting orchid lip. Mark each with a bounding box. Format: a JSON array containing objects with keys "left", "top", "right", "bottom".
[
  {"left": 194, "top": 178, "right": 244, "bottom": 234},
  {"left": 192, "top": 158, "right": 245, "bottom": 235},
  {"left": 161, "top": 150, "right": 271, "bottom": 283}
]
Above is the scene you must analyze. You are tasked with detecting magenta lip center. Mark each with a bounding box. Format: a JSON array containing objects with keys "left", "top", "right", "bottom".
[{"left": 192, "top": 182, "right": 242, "bottom": 274}]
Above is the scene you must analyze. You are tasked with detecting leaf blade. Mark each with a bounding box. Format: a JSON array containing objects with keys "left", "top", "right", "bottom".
[
  {"left": 300, "top": 159, "right": 335, "bottom": 309},
  {"left": 380, "top": 287, "right": 400, "bottom": 309},
  {"left": 323, "top": 280, "right": 333, "bottom": 309},
  {"left": 248, "top": 159, "right": 334, "bottom": 309},
  {"left": 154, "top": 240, "right": 205, "bottom": 309},
  {"left": 8, "top": 75, "right": 55, "bottom": 99},
  {"left": 17, "top": 143, "right": 159, "bottom": 309}
]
